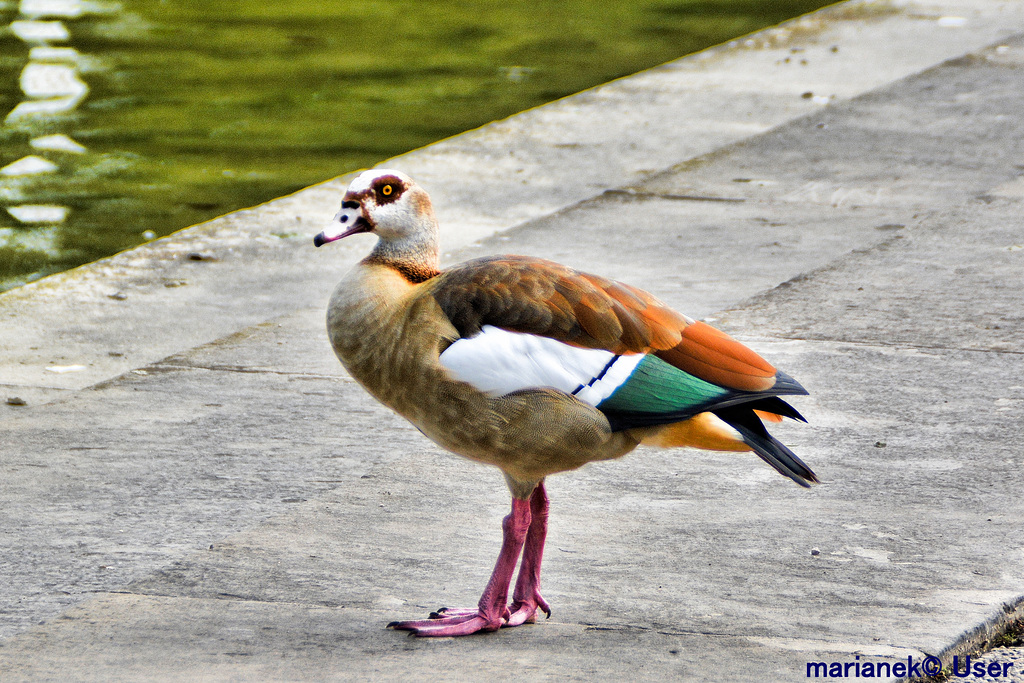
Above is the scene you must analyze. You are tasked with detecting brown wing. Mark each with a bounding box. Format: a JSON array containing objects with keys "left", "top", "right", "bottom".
[{"left": 429, "top": 255, "right": 778, "bottom": 392}]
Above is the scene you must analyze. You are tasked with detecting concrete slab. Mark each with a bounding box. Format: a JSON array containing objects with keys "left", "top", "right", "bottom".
[
  {"left": 0, "top": 592, "right": 838, "bottom": 681},
  {"left": 2, "top": 3, "right": 1024, "bottom": 682},
  {"left": 717, "top": 206, "right": 1024, "bottom": 354}
]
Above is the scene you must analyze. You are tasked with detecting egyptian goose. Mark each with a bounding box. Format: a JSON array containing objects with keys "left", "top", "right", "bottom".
[{"left": 314, "top": 169, "right": 816, "bottom": 637}]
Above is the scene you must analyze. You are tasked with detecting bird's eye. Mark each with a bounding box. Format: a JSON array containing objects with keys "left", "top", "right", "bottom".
[{"left": 381, "top": 184, "right": 393, "bottom": 196}]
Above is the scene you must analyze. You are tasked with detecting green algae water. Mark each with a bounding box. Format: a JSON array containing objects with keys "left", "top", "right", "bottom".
[{"left": 0, "top": 0, "right": 833, "bottom": 292}]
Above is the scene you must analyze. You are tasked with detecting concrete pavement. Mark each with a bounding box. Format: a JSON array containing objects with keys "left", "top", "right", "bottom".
[{"left": 2, "top": 1, "right": 1024, "bottom": 680}]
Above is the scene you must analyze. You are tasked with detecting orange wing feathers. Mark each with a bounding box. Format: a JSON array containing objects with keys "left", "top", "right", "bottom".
[
  {"left": 430, "top": 255, "right": 780, "bottom": 393},
  {"left": 656, "top": 321, "right": 776, "bottom": 393}
]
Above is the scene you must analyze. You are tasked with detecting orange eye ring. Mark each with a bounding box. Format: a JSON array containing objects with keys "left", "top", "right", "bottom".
[{"left": 382, "top": 185, "right": 393, "bottom": 196}]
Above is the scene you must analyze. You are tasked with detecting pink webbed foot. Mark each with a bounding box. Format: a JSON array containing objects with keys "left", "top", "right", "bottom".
[
  {"left": 429, "top": 607, "right": 480, "bottom": 619},
  {"left": 507, "top": 592, "right": 551, "bottom": 626},
  {"left": 387, "top": 610, "right": 504, "bottom": 637},
  {"left": 388, "top": 598, "right": 546, "bottom": 634},
  {"left": 385, "top": 483, "right": 552, "bottom": 637}
]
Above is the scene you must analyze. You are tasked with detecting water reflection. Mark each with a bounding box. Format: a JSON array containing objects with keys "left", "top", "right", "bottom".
[
  {"left": 30, "top": 131, "right": 85, "bottom": 151},
  {"left": 1, "top": 155, "right": 58, "bottom": 174},
  {"left": 1, "top": 0, "right": 834, "bottom": 292},
  {"left": 10, "top": 56, "right": 89, "bottom": 117},
  {"left": 3, "top": 0, "right": 99, "bottom": 284}
]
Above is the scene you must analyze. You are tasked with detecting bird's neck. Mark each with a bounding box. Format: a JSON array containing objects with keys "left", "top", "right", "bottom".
[{"left": 365, "top": 223, "right": 441, "bottom": 284}]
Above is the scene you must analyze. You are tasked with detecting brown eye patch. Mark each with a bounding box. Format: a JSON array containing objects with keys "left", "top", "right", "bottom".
[{"left": 373, "top": 175, "right": 405, "bottom": 205}]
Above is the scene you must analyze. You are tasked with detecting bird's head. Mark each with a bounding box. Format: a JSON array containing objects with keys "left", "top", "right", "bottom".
[{"left": 313, "top": 169, "right": 438, "bottom": 251}]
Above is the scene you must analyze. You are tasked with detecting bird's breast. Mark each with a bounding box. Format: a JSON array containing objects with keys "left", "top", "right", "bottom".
[{"left": 326, "top": 264, "right": 480, "bottom": 429}]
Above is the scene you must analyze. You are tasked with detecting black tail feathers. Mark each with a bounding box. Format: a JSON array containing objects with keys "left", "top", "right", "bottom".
[{"left": 713, "top": 404, "right": 818, "bottom": 488}]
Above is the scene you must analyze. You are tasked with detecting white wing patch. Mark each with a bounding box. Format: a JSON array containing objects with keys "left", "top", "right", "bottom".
[{"left": 439, "top": 325, "right": 643, "bottom": 406}]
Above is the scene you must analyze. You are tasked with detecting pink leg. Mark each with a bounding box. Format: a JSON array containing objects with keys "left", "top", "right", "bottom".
[
  {"left": 388, "top": 496, "right": 533, "bottom": 637},
  {"left": 507, "top": 482, "right": 551, "bottom": 626}
]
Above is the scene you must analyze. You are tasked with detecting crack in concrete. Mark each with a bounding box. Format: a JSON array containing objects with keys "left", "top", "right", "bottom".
[
  {"left": 581, "top": 621, "right": 746, "bottom": 639},
  {"left": 752, "top": 335, "right": 1024, "bottom": 357},
  {"left": 99, "top": 588, "right": 347, "bottom": 610},
  {"left": 149, "top": 361, "right": 343, "bottom": 380},
  {"left": 603, "top": 188, "right": 747, "bottom": 203}
]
